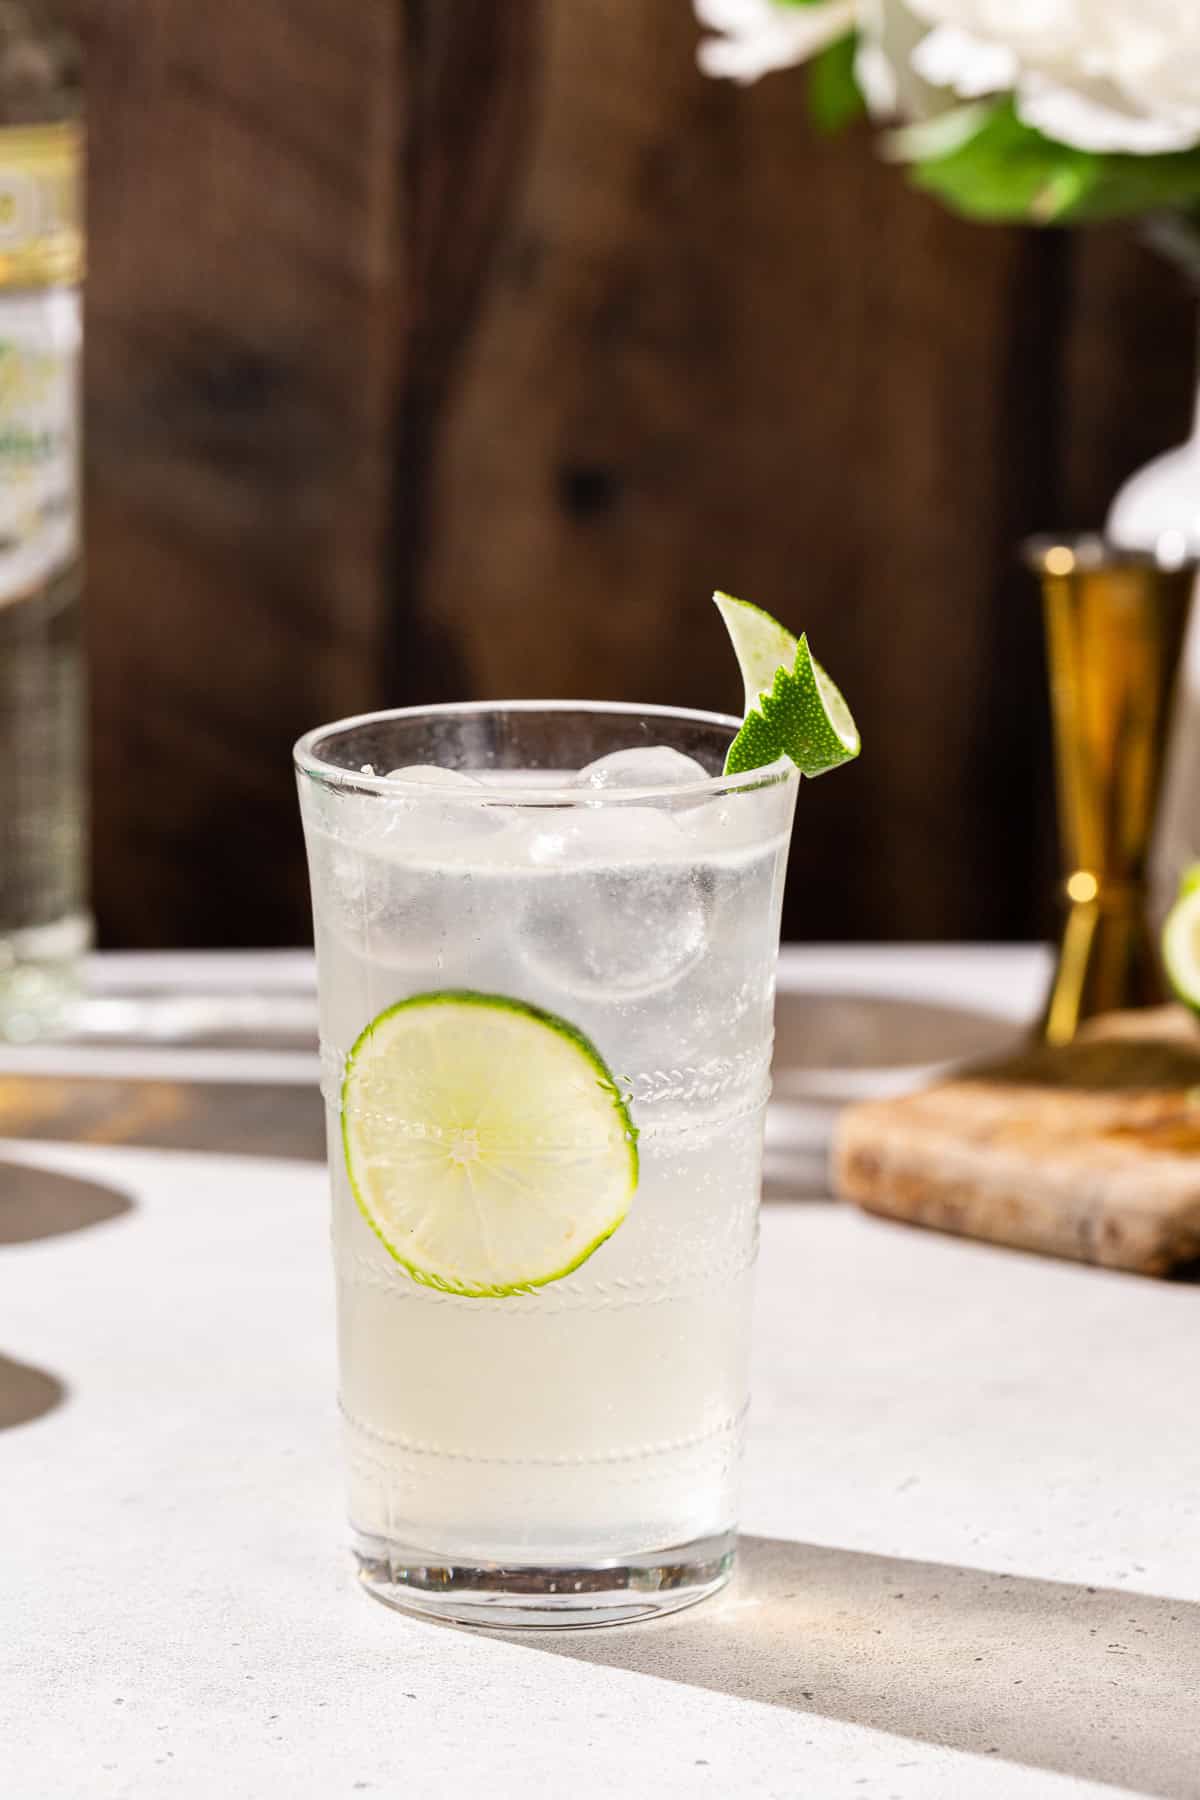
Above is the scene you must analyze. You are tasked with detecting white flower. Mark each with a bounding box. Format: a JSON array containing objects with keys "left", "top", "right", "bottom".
[
  {"left": 906, "top": 2, "right": 1200, "bottom": 153},
  {"left": 694, "top": 0, "right": 950, "bottom": 115},
  {"left": 694, "top": 0, "right": 1200, "bottom": 154},
  {"left": 855, "top": 0, "right": 950, "bottom": 120},
  {"left": 694, "top": 0, "right": 858, "bottom": 85}
]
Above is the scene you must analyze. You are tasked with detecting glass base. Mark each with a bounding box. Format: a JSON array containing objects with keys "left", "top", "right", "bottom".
[
  {"left": 0, "top": 912, "right": 90, "bottom": 1042},
  {"left": 352, "top": 1528, "right": 736, "bottom": 1629}
]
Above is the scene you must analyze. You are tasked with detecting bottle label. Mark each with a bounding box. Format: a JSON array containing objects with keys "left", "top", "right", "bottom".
[
  {"left": 0, "top": 120, "right": 81, "bottom": 608},
  {"left": 0, "top": 122, "right": 82, "bottom": 290},
  {"left": 0, "top": 285, "right": 79, "bottom": 607}
]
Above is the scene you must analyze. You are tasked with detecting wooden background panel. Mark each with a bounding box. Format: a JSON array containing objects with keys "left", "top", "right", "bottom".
[
  {"left": 1060, "top": 226, "right": 1196, "bottom": 525},
  {"left": 75, "top": 0, "right": 1196, "bottom": 946},
  {"left": 75, "top": 0, "right": 404, "bottom": 947},
  {"left": 416, "top": 1, "right": 1076, "bottom": 940}
]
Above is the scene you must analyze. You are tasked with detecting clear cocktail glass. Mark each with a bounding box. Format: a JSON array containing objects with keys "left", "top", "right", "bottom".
[{"left": 295, "top": 701, "right": 798, "bottom": 1627}]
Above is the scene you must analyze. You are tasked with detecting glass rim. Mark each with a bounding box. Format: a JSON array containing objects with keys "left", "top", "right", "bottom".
[
  {"left": 293, "top": 699, "right": 795, "bottom": 806},
  {"left": 1022, "top": 532, "right": 1199, "bottom": 575}
]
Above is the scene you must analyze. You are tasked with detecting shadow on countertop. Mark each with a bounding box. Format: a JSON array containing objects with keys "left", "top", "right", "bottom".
[
  {"left": 0, "top": 1350, "right": 64, "bottom": 1429},
  {"left": 0, "top": 1161, "right": 126, "bottom": 1431},
  {"left": 772, "top": 990, "right": 1028, "bottom": 1096},
  {"left": 509, "top": 1535, "right": 1200, "bottom": 1799},
  {"left": 0, "top": 1160, "right": 133, "bottom": 1245}
]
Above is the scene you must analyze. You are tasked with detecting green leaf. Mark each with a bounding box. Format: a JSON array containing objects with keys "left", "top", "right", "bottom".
[
  {"left": 1067, "top": 156, "right": 1200, "bottom": 222},
  {"left": 807, "top": 34, "right": 865, "bottom": 136},
  {"left": 886, "top": 102, "right": 1003, "bottom": 167},
  {"left": 907, "top": 100, "right": 1095, "bottom": 222},
  {"left": 905, "top": 98, "right": 1200, "bottom": 225}
]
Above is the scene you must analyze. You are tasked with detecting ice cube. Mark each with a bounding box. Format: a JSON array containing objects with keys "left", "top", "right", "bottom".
[
  {"left": 518, "top": 806, "right": 709, "bottom": 999},
  {"left": 378, "top": 764, "right": 505, "bottom": 852},
  {"left": 574, "top": 746, "right": 710, "bottom": 792},
  {"left": 523, "top": 805, "right": 669, "bottom": 867},
  {"left": 318, "top": 766, "right": 505, "bottom": 970}
]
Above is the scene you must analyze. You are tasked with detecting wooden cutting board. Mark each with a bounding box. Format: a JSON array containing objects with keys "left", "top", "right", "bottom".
[{"left": 832, "top": 1007, "right": 1200, "bottom": 1276}]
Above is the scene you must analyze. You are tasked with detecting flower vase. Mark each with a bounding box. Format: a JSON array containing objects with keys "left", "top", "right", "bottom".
[{"left": 1026, "top": 538, "right": 1193, "bottom": 1046}]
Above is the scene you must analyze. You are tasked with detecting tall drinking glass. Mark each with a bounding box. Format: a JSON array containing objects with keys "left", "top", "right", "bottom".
[{"left": 295, "top": 702, "right": 798, "bottom": 1626}]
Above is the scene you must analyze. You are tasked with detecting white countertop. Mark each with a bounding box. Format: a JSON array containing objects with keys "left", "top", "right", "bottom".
[{"left": 4, "top": 949, "right": 1199, "bottom": 1800}]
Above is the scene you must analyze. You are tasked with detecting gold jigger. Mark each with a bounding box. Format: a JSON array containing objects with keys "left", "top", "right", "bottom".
[{"left": 1025, "top": 537, "right": 1195, "bottom": 1046}]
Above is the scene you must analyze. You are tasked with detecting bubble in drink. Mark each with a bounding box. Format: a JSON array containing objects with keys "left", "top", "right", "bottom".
[
  {"left": 574, "top": 746, "right": 709, "bottom": 791},
  {"left": 322, "top": 766, "right": 502, "bottom": 970},
  {"left": 519, "top": 806, "right": 709, "bottom": 1000},
  {"left": 524, "top": 805, "right": 667, "bottom": 866}
]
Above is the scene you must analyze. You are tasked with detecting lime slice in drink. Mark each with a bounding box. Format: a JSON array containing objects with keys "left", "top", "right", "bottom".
[
  {"left": 1162, "top": 865, "right": 1200, "bottom": 1014},
  {"left": 714, "top": 590, "right": 860, "bottom": 778},
  {"left": 342, "top": 991, "right": 638, "bottom": 1297}
]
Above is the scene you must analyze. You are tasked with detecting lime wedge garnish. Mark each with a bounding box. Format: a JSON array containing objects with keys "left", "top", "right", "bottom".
[
  {"left": 1162, "top": 865, "right": 1200, "bottom": 1013},
  {"left": 342, "top": 991, "right": 638, "bottom": 1298},
  {"left": 715, "top": 590, "right": 860, "bottom": 778}
]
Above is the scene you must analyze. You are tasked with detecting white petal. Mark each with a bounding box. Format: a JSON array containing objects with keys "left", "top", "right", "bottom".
[
  {"left": 858, "top": 0, "right": 960, "bottom": 121},
  {"left": 855, "top": 38, "right": 899, "bottom": 113},
  {"left": 693, "top": 0, "right": 769, "bottom": 30},
  {"left": 694, "top": 0, "right": 859, "bottom": 85},
  {"left": 1017, "top": 72, "right": 1200, "bottom": 153},
  {"left": 909, "top": 24, "right": 1018, "bottom": 98}
]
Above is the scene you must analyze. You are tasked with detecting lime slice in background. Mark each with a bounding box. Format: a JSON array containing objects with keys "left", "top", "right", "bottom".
[
  {"left": 342, "top": 991, "right": 638, "bottom": 1297},
  {"left": 714, "top": 590, "right": 861, "bottom": 778},
  {"left": 1162, "top": 865, "right": 1200, "bottom": 1015}
]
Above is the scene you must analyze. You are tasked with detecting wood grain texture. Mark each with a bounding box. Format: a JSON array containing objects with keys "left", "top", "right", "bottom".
[
  {"left": 833, "top": 1009, "right": 1200, "bottom": 1276},
  {"left": 1060, "top": 225, "right": 1197, "bottom": 526},
  {"left": 405, "top": 3, "right": 1187, "bottom": 942},
  {"left": 72, "top": 0, "right": 1196, "bottom": 946},
  {"left": 73, "top": 0, "right": 405, "bottom": 946}
]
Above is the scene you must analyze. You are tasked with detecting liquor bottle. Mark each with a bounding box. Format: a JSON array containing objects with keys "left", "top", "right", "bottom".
[{"left": 0, "top": 1, "right": 84, "bottom": 1038}]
